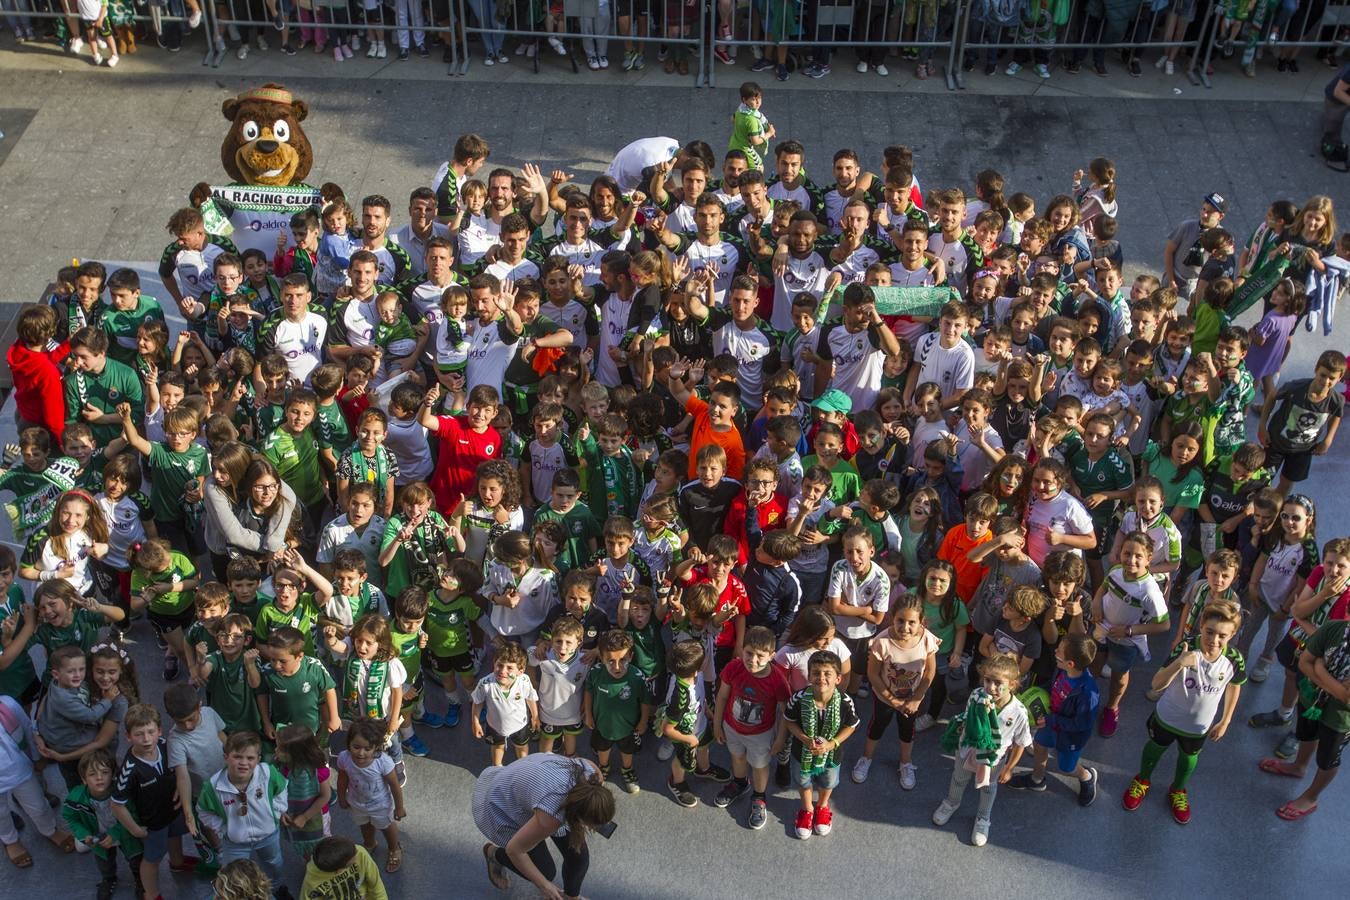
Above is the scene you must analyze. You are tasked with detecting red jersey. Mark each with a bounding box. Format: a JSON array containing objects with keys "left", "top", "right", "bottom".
[
  {"left": 7, "top": 340, "right": 70, "bottom": 443},
  {"left": 723, "top": 494, "right": 788, "bottom": 566},
  {"left": 428, "top": 415, "right": 502, "bottom": 513},
  {"left": 689, "top": 567, "right": 750, "bottom": 648},
  {"left": 719, "top": 657, "right": 791, "bottom": 736},
  {"left": 807, "top": 419, "right": 860, "bottom": 460}
]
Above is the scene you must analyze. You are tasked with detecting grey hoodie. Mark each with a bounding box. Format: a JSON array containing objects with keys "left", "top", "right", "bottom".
[{"left": 37, "top": 684, "right": 111, "bottom": 753}]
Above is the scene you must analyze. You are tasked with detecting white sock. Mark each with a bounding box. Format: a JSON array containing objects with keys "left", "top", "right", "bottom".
[
  {"left": 399, "top": 724, "right": 414, "bottom": 739},
  {"left": 1278, "top": 706, "right": 1294, "bottom": 719}
]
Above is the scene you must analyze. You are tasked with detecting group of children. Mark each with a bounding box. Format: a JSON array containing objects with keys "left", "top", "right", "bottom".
[{"left": 0, "top": 126, "right": 1348, "bottom": 898}]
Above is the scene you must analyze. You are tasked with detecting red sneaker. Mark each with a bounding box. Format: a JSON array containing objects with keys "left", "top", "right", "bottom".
[
  {"left": 1169, "top": 788, "right": 1191, "bottom": 825},
  {"left": 1099, "top": 707, "right": 1119, "bottom": 737},
  {"left": 1121, "top": 777, "right": 1149, "bottom": 811},
  {"left": 794, "top": 808, "right": 813, "bottom": 840},
  {"left": 812, "top": 804, "right": 833, "bottom": 836}
]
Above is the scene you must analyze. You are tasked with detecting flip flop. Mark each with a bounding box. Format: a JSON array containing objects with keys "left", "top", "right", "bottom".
[
  {"left": 5, "top": 842, "right": 32, "bottom": 868},
  {"left": 1259, "top": 758, "right": 1303, "bottom": 778},
  {"left": 1276, "top": 801, "right": 1317, "bottom": 820},
  {"left": 386, "top": 846, "right": 402, "bottom": 873},
  {"left": 483, "top": 842, "right": 509, "bottom": 891}
]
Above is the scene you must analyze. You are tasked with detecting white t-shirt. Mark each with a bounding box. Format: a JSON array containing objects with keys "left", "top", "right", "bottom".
[
  {"left": 336, "top": 750, "right": 394, "bottom": 814},
  {"left": 1023, "top": 489, "right": 1094, "bottom": 566},
  {"left": 167, "top": 706, "right": 226, "bottom": 794},
  {"left": 484, "top": 564, "right": 558, "bottom": 637},
  {"left": 818, "top": 322, "right": 885, "bottom": 414},
  {"left": 466, "top": 318, "right": 520, "bottom": 396},
  {"left": 772, "top": 254, "right": 828, "bottom": 334},
  {"left": 953, "top": 421, "right": 1004, "bottom": 494},
  {"left": 606, "top": 136, "right": 680, "bottom": 191},
  {"left": 527, "top": 647, "right": 589, "bottom": 727},
  {"left": 381, "top": 417, "right": 433, "bottom": 485},
  {"left": 526, "top": 440, "right": 568, "bottom": 507},
  {"left": 910, "top": 418, "right": 953, "bottom": 466},
  {"left": 486, "top": 258, "right": 541, "bottom": 285},
  {"left": 471, "top": 673, "right": 538, "bottom": 737},
  {"left": 927, "top": 232, "right": 974, "bottom": 293},
  {"left": 913, "top": 333, "right": 974, "bottom": 401},
  {"left": 270, "top": 313, "right": 328, "bottom": 385},
  {"left": 457, "top": 214, "right": 503, "bottom": 266},
  {"left": 100, "top": 493, "right": 147, "bottom": 571},
  {"left": 775, "top": 636, "right": 852, "bottom": 692},
  {"left": 1100, "top": 565, "right": 1169, "bottom": 660},
  {"left": 826, "top": 559, "right": 892, "bottom": 640},
  {"left": 1259, "top": 540, "right": 1311, "bottom": 611},
  {"left": 989, "top": 696, "right": 1033, "bottom": 762},
  {"left": 1155, "top": 643, "right": 1245, "bottom": 736},
  {"left": 316, "top": 514, "right": 388, "bottom": 585},
  {"left": 42, "top": 530, "right": 95, "bottom": 595}
]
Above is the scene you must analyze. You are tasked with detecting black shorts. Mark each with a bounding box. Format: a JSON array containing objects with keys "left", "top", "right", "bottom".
[
  {"left": 1293, "top": 705, "right": 1350, "bottom": 771},
  {"left": 1275, "top": 633, "right": 1301, "bottom": 672},
  {"left": 424, "top": 649, "right": 475, "bottom": 675},
  {"left": 1146, "top": 713, "right": 1207, "bottom": 756},
  {"left": 1263, "top": 445, "right": 1314, "bottom": 483},
  {"left": 673, "top": 725, "right": 714, "bottom": 771},
  {"left": 148, "top": 606, "right": 195, "bottom": 639},
  {"left": 590, "top": 730, "right": 639, "bottom": 754},
  {"left": 840, "top": 634, "right": 870, "bottom": 674},
  {"left": 485, "top": 723, "right": 533, "bottom": 747},
  {"left": 540, "top": 721, "right": 584, "bottom": 737}
]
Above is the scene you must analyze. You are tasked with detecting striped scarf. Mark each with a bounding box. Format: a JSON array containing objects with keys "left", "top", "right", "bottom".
[
  {"left": 797, "top": 687, "right": 842, "bottom": 775},
  {"left": 342, "top": 657, "right": 389, "bottom": 721},
  {"left": 1302, "top": 623, "right": 1350, "bottom": 723}
]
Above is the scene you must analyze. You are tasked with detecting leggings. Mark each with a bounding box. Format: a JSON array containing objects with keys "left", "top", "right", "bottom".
[
  {"left": 944, "top": 755, "right": 1009, "bottom": 822},
  {"left": 867, "top": 695, "right": 917, "bottom": 742},
  {"left": 927, "top": 658, "right": 950, "bottom": 717},
  {"left": 0, "top": 774, "right": 58, "bottom": 845},
  {"left": 1138, "top": 713, "right": 1204, "bottom": 789},
  {"left": 495, "top": 835, "right": 589, "bottom": 898}
]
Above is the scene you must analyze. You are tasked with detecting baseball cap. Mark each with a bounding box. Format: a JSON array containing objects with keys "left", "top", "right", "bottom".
[
  {"left": 811, "top": 389, "right": 853, "bottom": 415},
  {"left": 1203, "top": 193, "right": 1228, "bottom": 214}
]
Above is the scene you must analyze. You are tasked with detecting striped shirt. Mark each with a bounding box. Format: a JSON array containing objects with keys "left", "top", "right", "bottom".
[{"left": 472, "top": 754, "right": 599, "bottom": 848}]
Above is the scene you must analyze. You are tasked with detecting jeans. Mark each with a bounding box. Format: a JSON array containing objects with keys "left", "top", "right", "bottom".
[
  {"left": 218, "top": 830, "right": 285, "bottom": 885},
  {"left": 495, "top": 835, "right": 589, "bottom": 898},
  {"left": 394, "top": 0, "right": 425, "bottom": 48},
  {"left": 467, "top": 0, "right": 503, "bottom": 54},
  {"left": 944, "top": 756, "right": 1009, "bottom": 822}
]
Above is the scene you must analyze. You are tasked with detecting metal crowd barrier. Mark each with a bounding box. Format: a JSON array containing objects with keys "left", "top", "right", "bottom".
[{"left": 0, "top": 2, "right": 193, "bottom": 53}]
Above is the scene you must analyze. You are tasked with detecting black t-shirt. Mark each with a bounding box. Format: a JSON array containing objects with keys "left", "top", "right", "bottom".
[
  {"left": 1198, "top": 254, "right": 1236, "bottom": 284},
  {"left": 1267, "top": 378, "right": 1345, "bottom": 452},
  {"left": 539, "top": 603, "right": 610, "bottom": 650},
  {"left": 113, "top": 738, "right": 178, "bottom": 830},
  {"left": 677, "top": 478, "right": 743, "bottom": 553}
]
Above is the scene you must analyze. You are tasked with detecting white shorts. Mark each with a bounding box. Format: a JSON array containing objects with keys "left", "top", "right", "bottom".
[
  {"left": 725, "top": 726, "right": 776, "bottom": 770},
  {"left": 350, "top": 807, "right": 394, "bottom": 830}
]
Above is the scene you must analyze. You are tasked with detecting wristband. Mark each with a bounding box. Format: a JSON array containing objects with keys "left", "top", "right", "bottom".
[{"left": 39, "top": 571, "right": 54, "bottom": 582}]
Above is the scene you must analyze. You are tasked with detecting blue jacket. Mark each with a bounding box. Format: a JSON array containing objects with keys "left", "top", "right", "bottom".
[{"left": 1045, "top": 669, "right": 1100, "bottom": 752}]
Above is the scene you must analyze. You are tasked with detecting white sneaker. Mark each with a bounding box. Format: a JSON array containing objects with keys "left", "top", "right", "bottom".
[
  {"left": 914, "top": 713, "right": 936, "bottom": 733},
  {"left": 376, "top": 41, "right": 386, "bottom": 58},
  {"left": 92, "top": 50, "right": 103, "bottom": 65},
  {"left": 587, "top": 54, "right": 599, "bottom": 69},
  {"left": 256, "top": 34, "right": 268, "bottom": 51},
  {"left": 525, "top": 42, "right": 536, "bottom": 57},
  {"left": 366, "top": 40, "right": 378, "bottom": 57},
  {"left": 972, "top": 816, "right": 991, "bottom": 847},
  {"left": 1155, "top": 54, "right": 1167, "bottom": 69},
  {"left": 1035, "top": 63, "right": 1050, "bottom": 78},
  {"left": 1005, "top": 61, "right": 1021, "bottom": 75},
  {"left": 1251, "top": 655, "right": 1272, "bottom": 682},
  {"left": 515, "top": 42, "right": 528, "bottom": 54},
  {"left": 851, "top": 756, "right": 872, "bottom": 783},
  {"left": 597, "top": 55, "right": 608, "bottom": 67},
  {"left": 932, "top": 799, "right": 959, "bottom": 826},
  {"left": 856, "top": 60, "right": 867, "bottom": 73},
  {"left": 350, "top": 34, "right": 360, "bottom": 49},
  {"left": 898, "top": 762, "right": 917, "bottom": 791},
  {"left": 657, "top": 738, "right": 675, "bottom": 761},
  {"left": 875, "top": 63, "right": 888, "bottom": 76},
  {"left": 188, "top": 8, "right": 201, "bottom": 28},
  {"left": 237, "top": 43, "right": 249, "bottom": 59},
  {"left": 1164, "top": 59, "right": 1174, "bottom": 75},
  {"left": 548, "top": 36, "right": 566, "bottom": 55},
  {"left": 105, "top": 53, "right": 118, "bottom": 67},
  {"left": 483, "top": 54, "right": 494, "bottom": 65},
  {"left": 69, "top": 37, "right": 84, "bottom": 54}
]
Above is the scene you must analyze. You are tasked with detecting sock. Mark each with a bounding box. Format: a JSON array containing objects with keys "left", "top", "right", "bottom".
[
  {"left": 1171, "top": 751, "right": 1199, "bottom": 791},
  {"left": 1138, "top": 739, "right": 1167, "bottom": 780},
  {"left": 444, "top": 685, "right": 463, "bottom": 706},
  {"left": 752, "top": 790, "right": 766, "bottom": 800},
  {"left": 399, "top": 724, "right": 414, "bottom": 739}
]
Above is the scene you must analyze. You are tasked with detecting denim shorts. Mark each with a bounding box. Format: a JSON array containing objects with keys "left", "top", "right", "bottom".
[
  {"left": 141, "top": 814, "right": 188, "bottom": 863},
  {"left": 1104, "top": 638, "right": 1143, "bottom": 674},
  {"left": 791, "top": 759, "right": 840, "bottom": 791},
  {"left": 1034, "top": 726, "right": 1083, "bottom": 773}
]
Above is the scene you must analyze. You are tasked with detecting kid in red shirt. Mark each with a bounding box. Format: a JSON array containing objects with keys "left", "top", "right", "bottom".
[
  {"left": 7, "top": 306, "right": 70, "bottom": 443},
  {"left": 420, "top": 381, "right": 503, "bottom": 512},
  {"left": 713, "top": 628, "right": 791, "bottom": 829}
]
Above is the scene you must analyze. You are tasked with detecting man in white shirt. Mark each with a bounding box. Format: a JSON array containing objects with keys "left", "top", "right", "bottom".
[
  {"left": 392, "top": 187, "right": 451, "bottom": 279},
  {"left": 258, "top": 275, "right": 327, "bottom": 385}
]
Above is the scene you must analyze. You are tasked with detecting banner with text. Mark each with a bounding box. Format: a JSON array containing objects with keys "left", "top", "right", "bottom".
[{"left": 206, "top": 184, "right": 323, "bottom": 256}]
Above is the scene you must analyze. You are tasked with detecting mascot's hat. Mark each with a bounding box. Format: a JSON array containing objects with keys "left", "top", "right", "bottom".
[{"left": 235, "top": 85, "right": 296, "bottom": 106}]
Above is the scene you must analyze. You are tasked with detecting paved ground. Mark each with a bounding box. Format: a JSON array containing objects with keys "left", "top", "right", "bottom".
[{"left": 0, "top": 41, "right": 1348, "bottom": 900}]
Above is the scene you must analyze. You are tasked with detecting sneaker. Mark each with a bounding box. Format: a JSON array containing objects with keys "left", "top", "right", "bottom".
[
  {"left": 1168, "top": 788, "right": 1190, "bottom": 824},
  {"left": 587, "top": 55, "right": 600, "bottom": 69},
  {"left": 812, "top": 805, "right": 833, "bottom": 836},
  {"left": 256, "top": 34, "right": 268, "bottom": 51},
  {"left": 1094, "top": 62, "right": 1107, "bottom": 76},
  {"left": 366, "top": 41, "right": 378, "bottom": 58},
  {"left": 417, "top": 43, "right": 429, "bottom": 57},
  {"left": 1098, "top": 707, "right": 1119, "bottom": 738},
  {"left": 163, "top": 654, "right": 179, "bottom": 681},
  {"left": 802, "top": 62, "right": 825, "bottom": 78},
  {"left": 984, "top": 61, "right": 996, "bottom": 75},
  {"left": 187, "top": 8, "right": 202, "bottom": 28},
  {"left": 693, "top": 764, "right": 731, "bottom": 782},
  {"left": 1035, "top": 63, "right": 1050, "bottom": 78},
  {"left": 1007, "top": 772, "right": 1047, "bottom": 792},
  {"left": 272, "top": 11, "right": 285, "bottom": 30},
  {"left": 92, "top": 50, "right": 103, "bottom": 65},
  {"left": 851, "top": 756, "right": 872, "bottom": 783},
  {"left": 856, "top": 60, "right": 868, "bottom": 73},
  {"left": 381, "top": 43, "right": 392, "bottom": 59},
  {"left": 394, "top": 761, "right": 407, "bottom": 787},
  {"left": 106, "top": 53, "right": 118, "bottom": 67},
  {"left": 747, "top": 798, "right": 768, "bottom": 830},
  {"left": 715, "top": 46, "right": 733, "bottom": 65},
  {"left": 816, "top": 61, "right": 831, "bottom": 75},
  {"left": 1164, "top": 59, "right": 1174, "bottom": 75},
  {"left": 750, "top": 57, "right": 774, "bottom": 72},
  {"left": 632, "top": 53, "right": 644, "bottom": 70},
  {"left": 1004, "top": 61, "right": 1021, "bottom": 75},
  {"left": 350, "top": 34, "right": 360, "bottom": 49},
  {"left": 971, "top": 816, "right": 990, "bottom": 847},
  {"left": 483, "top": 55, "right": 494, "bottom": 65},
  {"left": 1121, "top": 776, "right": 1150, "bottom": 811},
  {"left": 898, "top": 762, "right": 917, "bottom": 790},
  {"left": 622, "top": 49, "right": 637, "bottom": 70},
  {"left": 1077, "top": 767, "right": 1098, "bottom": 807},
  {"left": 875, "top": 63, "right": 888, "bottom": 76},
  {"left": 1155, "top": 53, "right": 1167, "bottom": 69},
  {"left": 1275, "top": 731, "right": 1300, "bottom": 760},
  {"left": 282, "top": 42, "right": 297, "bottom": 56},
  {"left": 403, "top": 734, "right": 430, "bottom": 757},
  {"left": 444, "top": 704, "right": 461, "bottom": 727},
  {"left": 333, "top": 44, "right": 344, "bottom": 60},
  {"left": 69, "top": 37, "right": 84, "bottom": 54},
  {"left": 914, "top": 713, "right": 936, "bottom": 733},
  {"left": 620, "top": 768, "right": 640, "bottom": 794},
  {"left": 237, "top": 44, "right": 249, "bottom": 59},
  {"left": 548, "top": 36, "right": 566, "bottom": 55},
  {"left": 657, "top": 738, "right": 675, "bottom": 761},
  {"left": 515, "top": 41, "right": 529, "bottom": 54},
  {"left": 931, "top": 799, "right": 959, "bottom": 826},
  {"left": 714, "top": 780, "right": 751, "bottom": 808},
  {"left": 776, "top": 64, "right": 788, "bottom": 81},
  {"left": 1065, "top": 59, "right": 1080, "bottom": 73},
  {"left": 794, "top": 808, "right": 813, "bottom": 839},
  {"left": 1249, "top": 708, "right": 1292, "bottom": 728},
  {"left": 416, "top": 711, "right": 445, "bottom": 729},
  {"left": 667, "top": 778, "right": 699, "bottom": 808},
  {"left": 398, "top": 47, "right": 409, "bottom": 60},
  {"left": 597, "top": 55, "right": 608, "bottom": 67},
  {"left": 1250, "top": 655, "right": 1273, "bottom": 682},
  {"left": 657, "top": 43, "right": 669, "bottom": 61}
]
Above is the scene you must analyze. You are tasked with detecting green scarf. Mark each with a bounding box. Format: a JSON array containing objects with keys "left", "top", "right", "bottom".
[
  {"left": 940, "top": 688, "right": 1003, "bottom": 766},
  {"left": 797, "top": 686, "right": 842, "bottom": 775},
  {"left": 1228, "top": 252, "right": 1292, "bottom": 320},
  {"left": 342, "top": 657, "right": 389, "bottom": 721},
  {"left": 345, "top": 447, "right": 391, "bottom": 509}
]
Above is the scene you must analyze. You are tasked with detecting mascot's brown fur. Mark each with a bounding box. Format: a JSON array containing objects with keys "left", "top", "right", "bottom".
[{"left": 220, "top": 83, "right": 313, "bottom": 187}]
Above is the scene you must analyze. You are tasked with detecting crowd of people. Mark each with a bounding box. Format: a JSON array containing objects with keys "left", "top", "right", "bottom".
[
  {"left": 0, "top": 114, "right": 1348, "bottom": 900},
  {"left": 3, "top": 0, "right": 1346, "bottom": 84}
]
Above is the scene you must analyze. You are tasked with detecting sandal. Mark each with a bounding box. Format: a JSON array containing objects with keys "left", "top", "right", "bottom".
[
  {"left": 483, "top": 842, "right": 509, "bottom": 890},
  {"left": 1259, "top": 758, "right": 1303, "bottom": 778},
  {"left": 4, "top": 842, "right": 32, "bottom": 868},
  {"left": 1276, "top": 801, "right": 1317, "bottom": 820},
  {"left": 386, "top": 845, "right": 402, "bottom": 873},
  {"left": 49, "top": 830, "right": 75, "bottom": 853}
]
